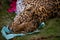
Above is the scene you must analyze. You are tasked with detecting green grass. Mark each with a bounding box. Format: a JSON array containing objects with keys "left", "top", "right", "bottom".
[{"left": 0, "top": 0, "right": 60, "bottom": 40}]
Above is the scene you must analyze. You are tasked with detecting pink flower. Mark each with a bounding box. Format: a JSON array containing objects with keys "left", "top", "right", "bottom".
[
  {"left": 7, "top": 8, "right": 13, "bottom": 13},
  {"left": 7, "top": 0, "right": 17, "bottom": 13}
]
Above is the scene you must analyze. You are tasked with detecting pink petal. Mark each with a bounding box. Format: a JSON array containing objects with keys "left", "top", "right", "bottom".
[{"left": 7, "top": 8, "right": 13, "bottom": 13}]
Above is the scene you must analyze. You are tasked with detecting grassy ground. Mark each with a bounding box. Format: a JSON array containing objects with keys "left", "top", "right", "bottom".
[{"left": 0, "top": 0, "right": 60, "bottom": 40}]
